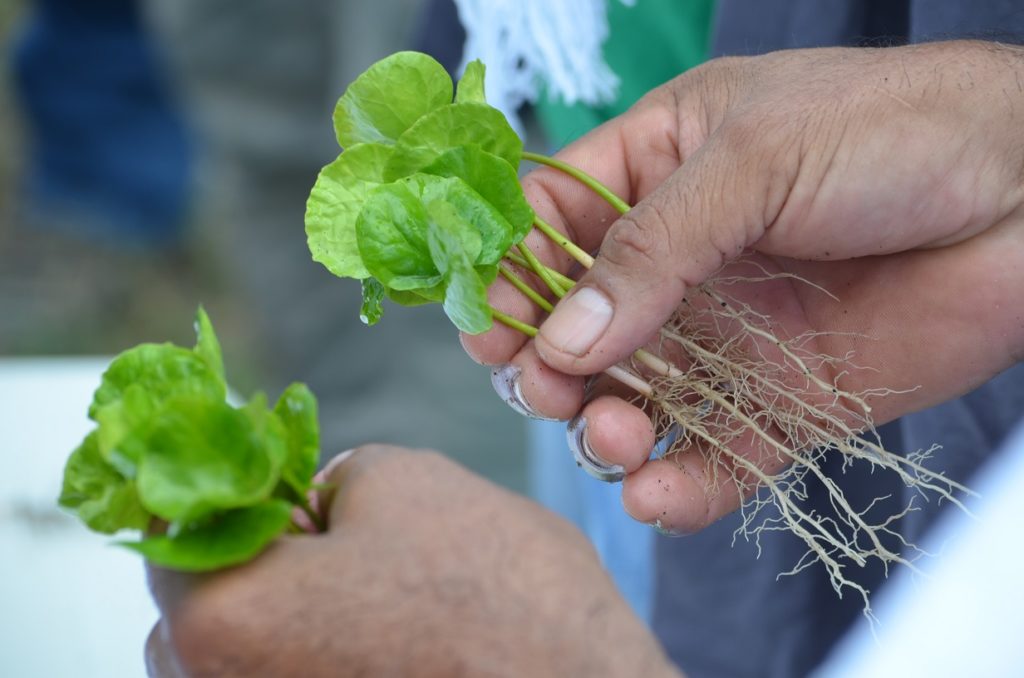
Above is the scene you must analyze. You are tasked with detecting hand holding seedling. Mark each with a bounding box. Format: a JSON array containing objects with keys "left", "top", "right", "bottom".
[
  {"left": 464, "top": 40, "right": 1024, "bottom": 533},
  {"left": 304, "top": 44, "right": 1020, "bottom": 607},
  {"left": 145, "top": 446, "right": 681, "bottom": 678},
  {"left": 72, "top": 41, "right": 1024, "bottom": 674}
]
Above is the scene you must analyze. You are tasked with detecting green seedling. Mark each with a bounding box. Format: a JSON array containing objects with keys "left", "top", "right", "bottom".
[
  {"left": 306, "top": 51, "right": 973, "bottom": 617},
  {"left": 58, "top": 308, "right": 322, "bottom": 572}
]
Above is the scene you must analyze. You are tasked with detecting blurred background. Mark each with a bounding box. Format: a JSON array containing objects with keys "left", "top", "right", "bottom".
[{"left": 0, "top": 1, "right": 528, "bottom": 675}]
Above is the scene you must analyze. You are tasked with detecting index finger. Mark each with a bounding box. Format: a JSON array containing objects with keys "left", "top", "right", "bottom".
[
  {"left": 315, "top": 445, "right": 439, "bottom": 529},
  {"left": 522, "top": 91, "right": 686, "bottom": 252},
  {"left": 460, "top": 89, "right": 687, "bottom": 368}
]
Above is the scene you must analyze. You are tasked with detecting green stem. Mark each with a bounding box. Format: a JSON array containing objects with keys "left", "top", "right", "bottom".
[
  {"left": 517, "top": 243, "right": 566, "bottom": 298},
  {"left": 497, "top": 153, "right": 657, "bottom": 398},
  {"left": 522, "top": 150, "right": 631, "bottom": 215},
  {"left": 504, "top": 252, "right": 575, "bottom": 291},
  {"left": 491, "top": 307, "right": 654, "bottom": 396},
  {"left": 500, "top": 264, "right": 554, "bottom": 313},
  {"left": 491, "top": 308, "right": 538, "bottom": 336},
  {"left": 533, "top": 217, "right": 594, "bottom": 268}
]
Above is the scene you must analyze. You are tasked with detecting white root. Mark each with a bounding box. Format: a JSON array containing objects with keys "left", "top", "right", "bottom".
[{"left": 631, "top": 275, "right": 972, "bottom": 616}]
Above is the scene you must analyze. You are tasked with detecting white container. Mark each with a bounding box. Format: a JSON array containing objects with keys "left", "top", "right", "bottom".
[{"left": 0, "top": 357, "right": 158, "bottom": 678}]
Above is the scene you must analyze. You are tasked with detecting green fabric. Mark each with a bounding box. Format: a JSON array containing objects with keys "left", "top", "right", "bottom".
[{"left": 535, "top": 0, "right": 717, "bottom": 145}]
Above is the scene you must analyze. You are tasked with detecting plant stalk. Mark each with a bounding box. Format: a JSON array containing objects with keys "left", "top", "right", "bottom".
[
  {"left": 500, "top": 264, "right": 554, "bottom": 313},
  {"left": 504, "top": 252, "right": 575, "bottom": 291},
  {"left": 491, "top": 308, "right": 538, "bottom": 336},
  {"left": 516, "top": 243, "right": 566, "bottom": 297},
  {"left": 523, "top": 151, "right": 631, "bottom": 215},
  {"left": 532, "top": 217, "right": 594, "bottom": 268}
]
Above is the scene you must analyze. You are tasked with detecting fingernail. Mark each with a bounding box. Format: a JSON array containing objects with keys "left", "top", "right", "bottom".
[
  {"left": 490, "top": 364, "right": 559, "bottom": 421},
  {"left": 540, "top": 287, "right": 613, "bottom": 356},
  {"left": 306, "top": 449, "right": 357, "bottom": 534},
  {"left": 315, "top": 448, "right": 357, "bottom": 483},
  {"left": 648, "top": 518, "right": 685, "bottom": 537},
  {"left": 567, "top": 414, "right": 625, "bottom": 482}
]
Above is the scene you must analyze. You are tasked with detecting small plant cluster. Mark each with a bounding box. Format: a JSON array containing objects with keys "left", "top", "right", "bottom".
[
  {"left": 306, "top": 54, "right": 537, "bottom": 334},
  {"left": 306, "top": 52, "right": 971, "bottom": 613},
  {"left": 59, "top": 308, "right": 323, "bottom": 572}
]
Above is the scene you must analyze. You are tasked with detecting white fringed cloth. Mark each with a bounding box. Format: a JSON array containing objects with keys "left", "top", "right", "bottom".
[{"left": 453, "top": 0, "right": 633, "bottom": 133}]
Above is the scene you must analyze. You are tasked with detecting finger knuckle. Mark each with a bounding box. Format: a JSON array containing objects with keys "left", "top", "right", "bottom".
[
  {"left": 602, "top": 212, "right": 668, "bottom": 272},
  {"left": 717, "top": 113, "right": 765, "bottom": 158}
]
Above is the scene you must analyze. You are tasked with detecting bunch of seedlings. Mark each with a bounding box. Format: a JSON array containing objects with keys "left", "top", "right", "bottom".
[{"left": 305, "top": 52, "right": 971, "bottom": 612}]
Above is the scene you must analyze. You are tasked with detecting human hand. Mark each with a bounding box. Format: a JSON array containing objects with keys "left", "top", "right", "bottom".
[
  {"left": 144, "top": 446, "right": 680, "bottom": 678},
  {"left": 463, "top": 40, "right": 1024, "bottom": 533}
]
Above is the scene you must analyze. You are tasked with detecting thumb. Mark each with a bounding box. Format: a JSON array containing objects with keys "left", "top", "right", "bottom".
[{"left": 534, "top": 129, "right": 781, "bottom": 375}]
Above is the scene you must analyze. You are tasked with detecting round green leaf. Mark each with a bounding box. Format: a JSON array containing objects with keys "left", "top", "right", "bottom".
[
  {"left": 356, "top": 181, "right": 443, "bottom": 291},
  {"left": 333, "top": 51, "right": 453, "bottom": 148},
  {"left": 59, "top": 431, "right": 150, "bottom": 535},
  {"left": 422, "top": 146, "right": 535, "bottom": 249},
  {"left": 357, "top": 172, "right": 514, "bottom": 297},
  {"left": 91, "top": 344, "right": 226, "bottom": 419},
  {"left": 90, "top": 344, "right": 227, "bottom": 472},
  {"left": 415, "top": 172, "right": 520, "bottom": 265},
  {"left": 306, "top": 143, "right": 394, "bottom": 280},
  {"left": 385, "top": 103, "right": 523, "bottom": 180},
  {"left": 136, "top": 394, "right": 288, "bottom": 523},
  {"left": 120, "top": 500, "right": 292, "bottom": 572}
]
